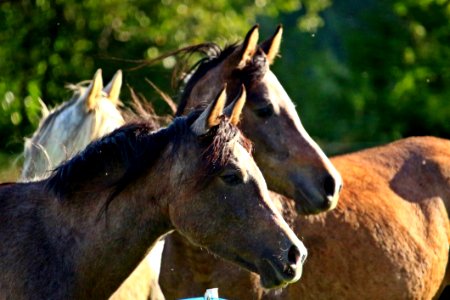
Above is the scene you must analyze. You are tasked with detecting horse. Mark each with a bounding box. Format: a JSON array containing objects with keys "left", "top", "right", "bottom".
[
  {"left": 159, "top": 27, "right": 450, "bottom": 299},
  {"left": 21, "top": 69, "right": 125, "bottom": 181},
  {"left": 265, "top": 136, "right": 450, "bottom": 300},
  {"left": 0, "top": 86, "right": 307, "bottom": 299},
  {"left": 19, "top": 69, "right": 168, "bottom": 300}
]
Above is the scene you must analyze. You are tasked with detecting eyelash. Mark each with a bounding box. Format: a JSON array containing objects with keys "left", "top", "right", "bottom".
[
  {"left": 220, "top": 173, "right": 243, "bottom": 186},
  {"left": 254, "top": 104, "right": 274, "bottom": 118}
]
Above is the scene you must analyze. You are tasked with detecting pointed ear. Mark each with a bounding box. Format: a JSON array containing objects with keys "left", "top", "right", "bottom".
[
  {"left": 224, "top": 85, "right": 246, "bottom": 126},
  {"left": 228, "top": 25, "right": 259, "bottom": 70},
  {"left": 85, "top": 69, "right": 103, "bottom": 111},
  {"left": 103, "top": 70, "right": 122, "bottom": 104},
  {"left": 260, "top": 25, "right": 283, "bottom": 65},
  {"left": 191, "top": 86, "right": 227, "bottom": 135}
]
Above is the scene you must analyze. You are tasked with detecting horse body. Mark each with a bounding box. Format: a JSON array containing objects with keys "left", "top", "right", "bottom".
[
  {"left": 0, "top": 179, "right": 169, "bottom": 300},
  {"left": 161, "top": 136, "right": 450, "bottom": 300},
  {"left": 283, "top": 136, "right": 450, "bottom": 300}
]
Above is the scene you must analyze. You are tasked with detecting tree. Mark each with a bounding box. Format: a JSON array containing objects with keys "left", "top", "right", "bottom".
[{"left": 0, "top": 0, "right": 325, "bottom": 152}]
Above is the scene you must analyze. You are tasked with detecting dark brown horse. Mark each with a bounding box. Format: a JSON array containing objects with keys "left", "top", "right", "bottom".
[{"left": 0, "top": 88, "right": 306, "bottom": 299}]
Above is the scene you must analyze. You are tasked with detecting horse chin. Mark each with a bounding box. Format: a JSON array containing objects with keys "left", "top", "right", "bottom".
[
  {"left": 257, "top": 258, "right": 302, "bottom": 289},
  {"left": 210, "top": 247, "right": 302, "bottom": 289}
]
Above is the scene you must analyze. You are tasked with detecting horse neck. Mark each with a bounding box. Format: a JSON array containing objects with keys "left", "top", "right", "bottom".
[{"left": 45, "top": 161, "right": 174, "bottom": 298}]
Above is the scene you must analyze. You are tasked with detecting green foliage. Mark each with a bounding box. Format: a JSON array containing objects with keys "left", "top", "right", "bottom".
[
  {"left": 0, "top": 0, "right": 316, "bottom": 152},
  {"left": 0, "top": 0, "right": 449, "bottom": 157},
  {"left": 274, "top": 0, "right": 450, "bottom": 153}
]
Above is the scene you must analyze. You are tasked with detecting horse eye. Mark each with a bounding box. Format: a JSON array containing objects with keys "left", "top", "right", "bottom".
[
  {"left": 220, "top": 173, "right": 243, "bottom": 186},
  {"left": 254, "top": 104, "right": 274, "bottom": 118}
]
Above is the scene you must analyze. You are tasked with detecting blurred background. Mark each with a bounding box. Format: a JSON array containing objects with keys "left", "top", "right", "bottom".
[{"left": 1, "top": 0, "right": 449, "bottom": 181}]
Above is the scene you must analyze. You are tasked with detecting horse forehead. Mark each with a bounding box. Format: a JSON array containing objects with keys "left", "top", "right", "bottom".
[
  {"left": 95, "top": 97, "right": 123, "bottom": 121},
  {"left": 263, "top": 71, "right": 294, "bottom": 107},
  {"left": 231, "top": 140, "right": 257, "bottom": 173}
]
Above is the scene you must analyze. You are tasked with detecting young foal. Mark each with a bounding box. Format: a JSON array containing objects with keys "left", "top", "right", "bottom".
[
  {"left": 21, "top": 69, "right": 124, "bottom": 180},
  {"left": 0, "top": 88, "right": 307, "bottom": 299}
]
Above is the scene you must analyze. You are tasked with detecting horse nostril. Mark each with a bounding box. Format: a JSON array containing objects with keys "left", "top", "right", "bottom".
[
  {"left": 323, "top": 175, "right": 336, "bottom": 197},
  {"left": 288, "top": 245, "right": 301, "bottom": 265}
]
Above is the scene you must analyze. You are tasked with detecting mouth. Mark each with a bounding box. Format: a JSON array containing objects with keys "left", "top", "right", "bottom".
[
  {"left": 211, "top": 248, "right": 302, "bottom": 289},
  {"left": 258, "top": 257, "right": 302, "bottom": 289}
]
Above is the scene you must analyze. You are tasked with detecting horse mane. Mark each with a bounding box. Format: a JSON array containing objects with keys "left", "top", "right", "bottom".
[
  {"left": 45, "top": 111, "right": 252, "bottom": 209},
  {"left": 175, "top": 44, "right": 268, "bottom": 116},
  {"left": 28, "top": 91, "right": 81, "bottom": 145}
]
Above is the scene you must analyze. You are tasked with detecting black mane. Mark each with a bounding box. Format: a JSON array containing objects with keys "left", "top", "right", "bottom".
[
  {"left": 46, "top": 114, "right": 195, "bottom": 202},
  {"left": 176, "top": 43, "right": 268, "bottom": 116},
  {"left": 45, "top": 111, "right": 252, "bottom": 207},
  {"left": 176, "top": 44, "right": 238, "bottom": 116}
]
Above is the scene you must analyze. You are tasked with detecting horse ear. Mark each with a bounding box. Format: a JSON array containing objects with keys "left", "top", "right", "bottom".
[
  {"left": 85, "top": 69, "right": 103, "bottom": 111},
  {"left": 229, "top": 25, "right": 259, "bottom": 69},
  {"left": 224, "top": 85, "right": 246, "bottom": 126},
  {"left": 260, "top": 25, "right": 283, "bottom": 65},
  {"left": 191, "top": 85, "right": 227, "bottom": 135},
  {"left": 103, "top": 70, "right": 122, "bottom": 104}
]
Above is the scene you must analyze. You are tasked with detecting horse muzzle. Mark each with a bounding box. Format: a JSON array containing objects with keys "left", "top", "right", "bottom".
[{"left": 257, "top": 242, "right": 307, "bottom": 289}]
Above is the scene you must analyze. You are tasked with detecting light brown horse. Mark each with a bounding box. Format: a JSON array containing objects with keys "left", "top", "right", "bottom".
[
  {"left": 21, "top": 69, "right": 124, "bottom": 181},
  {"left": 0, "top": 87, "right": 307, "bottom": 299},
  {"left": 269, "top": 136, "right": 450, "bottom": 300}
]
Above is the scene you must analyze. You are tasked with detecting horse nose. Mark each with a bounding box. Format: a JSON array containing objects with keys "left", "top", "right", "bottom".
[
  {"left": 283, "top": 243, "right": 307, "bottom": 279},
  {"left": 323, "top": 175, "right": 336, "bottom": 197},
  {"left": 288, "top": 244, "right": 301, "bottom": 265},
  {"left": 323, "top": 175, "right": 341, "bottom": 207}
]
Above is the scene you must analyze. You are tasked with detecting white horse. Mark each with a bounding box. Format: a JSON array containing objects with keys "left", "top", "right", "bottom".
[{"left": 21, "top": 69, "right": 124, "bottom": 181}]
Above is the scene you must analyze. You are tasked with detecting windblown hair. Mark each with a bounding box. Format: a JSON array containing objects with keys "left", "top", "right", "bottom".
[
  {"left": 175, "top": 44, "right": 268, "bottom": 116},
  {"left": 197, "top": 116, "right": 253, "bottom": 185},
  {"left": 29, "top": 89, "right": 82, "bottom": 145},
  {"left": 45, "top": 111, "right": 252, "bottom": 209}
]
